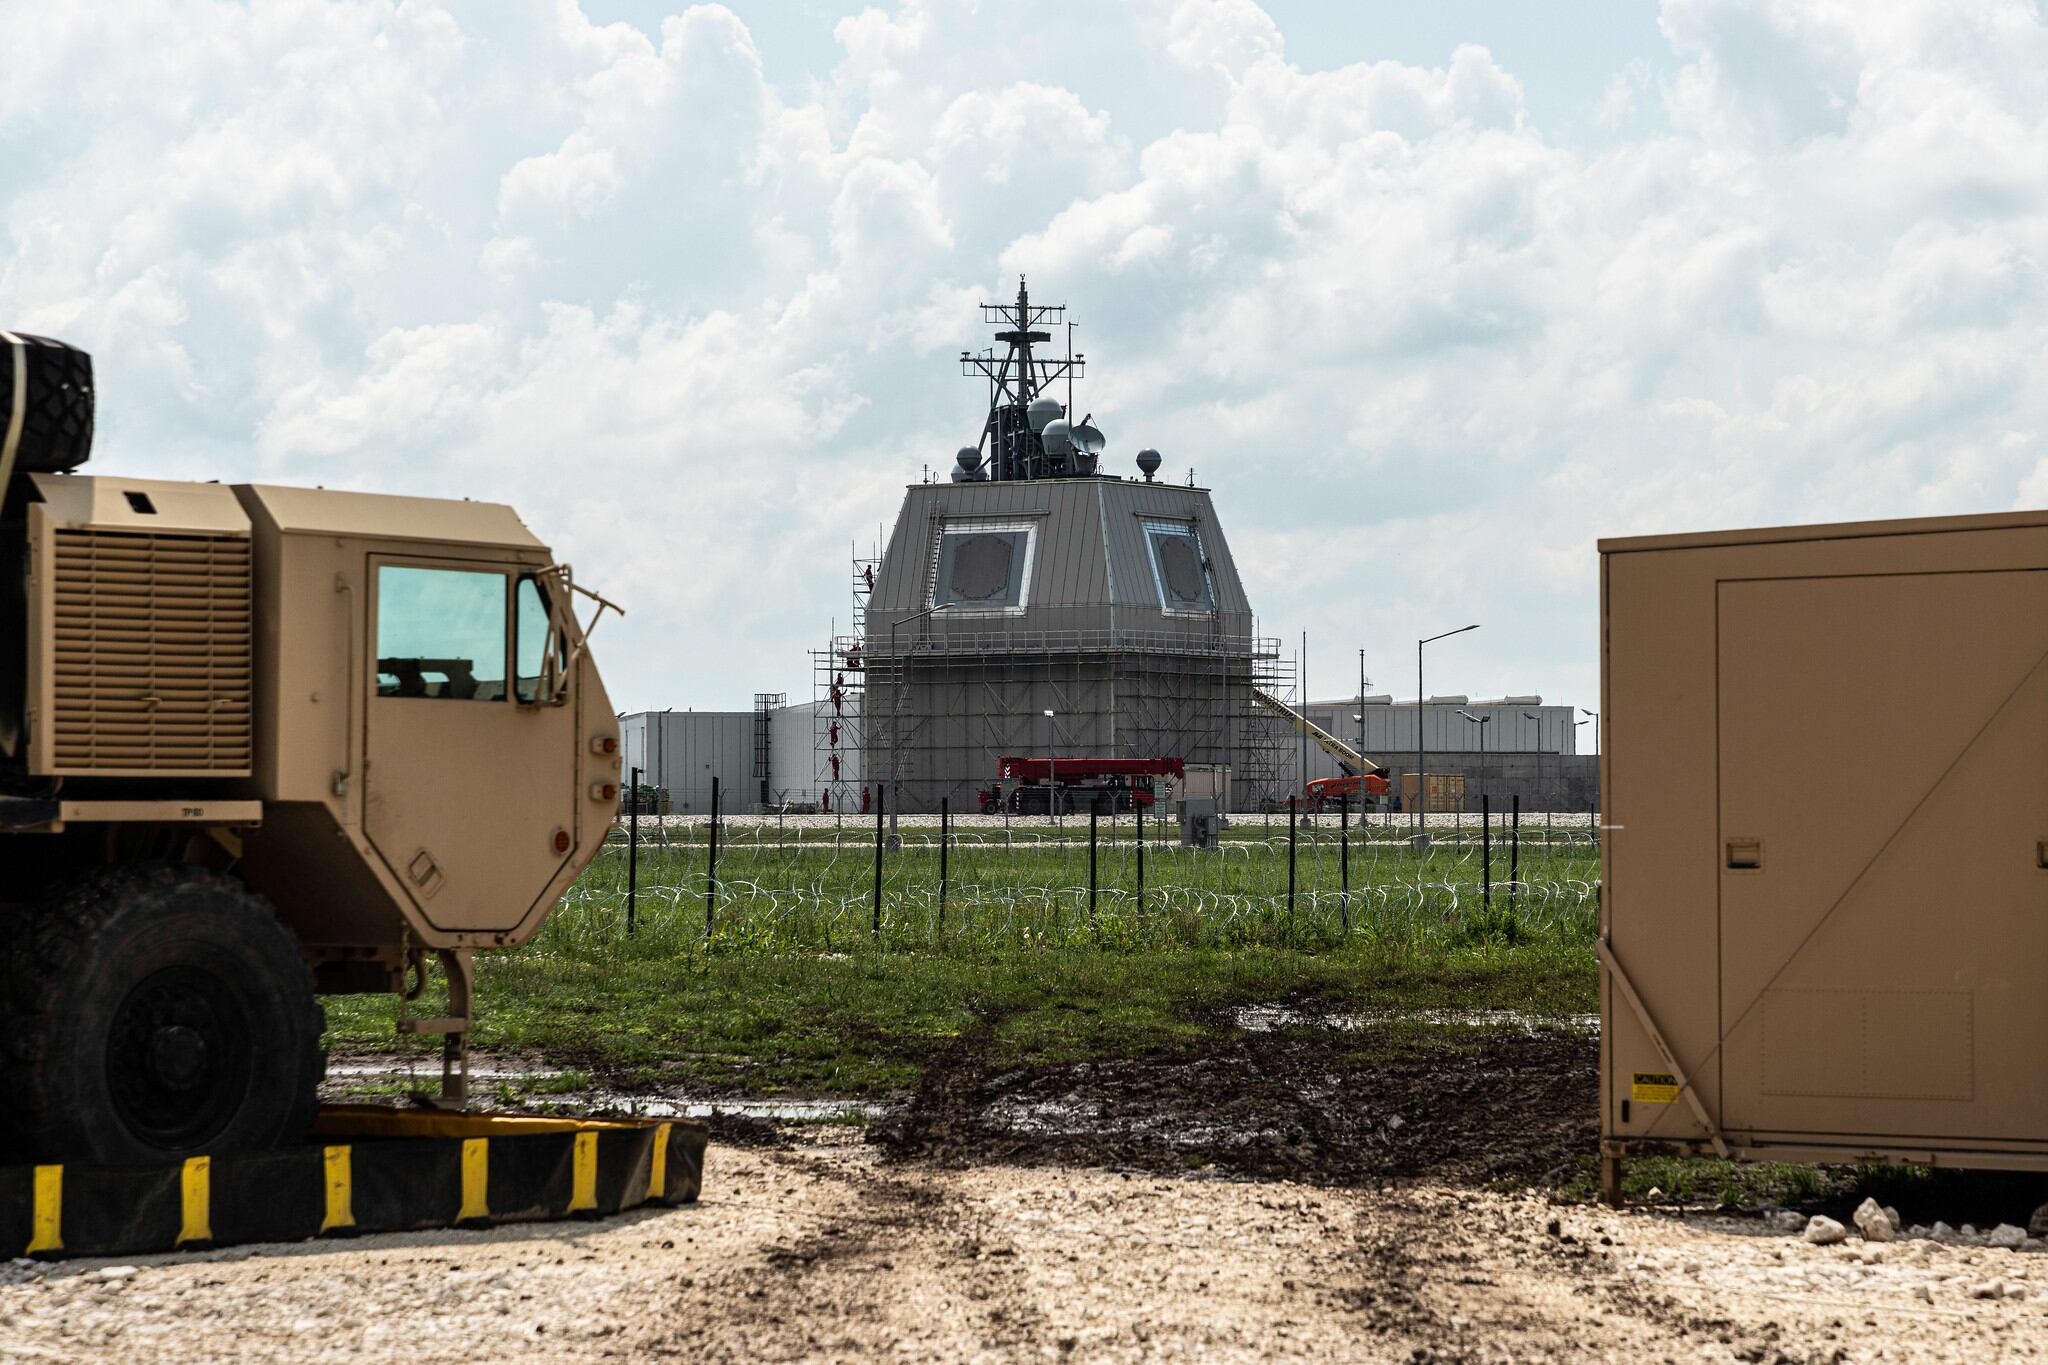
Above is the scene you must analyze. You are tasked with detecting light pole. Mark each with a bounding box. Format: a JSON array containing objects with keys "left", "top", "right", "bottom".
[
  {"left": 1417, "top": 625, "right": 1480, "bottom": 842},
  {"left": 1581, "top": 707, "right": 1599, "bottom": 756},
  {"left": 1358, "top": 649, "right": 1369, "bottom": 809},
  {"left": 1458, "top": 708, "right": 1492, "bottom": 808},
  {"left": 888, "top": 602, "right": 951, "bottom": 846},
  {"left": 1043, "top": 708, "right": 1058, "bottom": 819}
]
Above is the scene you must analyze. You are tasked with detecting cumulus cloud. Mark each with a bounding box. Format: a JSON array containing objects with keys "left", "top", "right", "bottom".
[{"left": 4, "top": 0, "right": 2048, "bottom": 717}]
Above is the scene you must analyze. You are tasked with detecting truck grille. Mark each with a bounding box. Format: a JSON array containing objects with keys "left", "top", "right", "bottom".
[{"left": 44, "top": 529, "right": 253, "bottom": 775}]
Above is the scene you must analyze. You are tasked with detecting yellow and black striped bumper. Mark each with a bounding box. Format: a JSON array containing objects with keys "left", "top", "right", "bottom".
[{"left": 0, "top": 1105, "right": 708, "bottom": 1260}]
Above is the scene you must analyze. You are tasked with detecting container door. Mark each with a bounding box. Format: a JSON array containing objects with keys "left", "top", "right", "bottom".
[
  {"left": 363, "top": 560, "right": 578, "bottom": 936},
  {"left": 1717, "top": 569, "right": 2048, "bottom": 1142}
]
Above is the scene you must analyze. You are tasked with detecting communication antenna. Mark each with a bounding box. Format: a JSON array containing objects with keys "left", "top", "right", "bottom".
[{"left": 958, "top": 277, "right": 1083, "bottom": 481}]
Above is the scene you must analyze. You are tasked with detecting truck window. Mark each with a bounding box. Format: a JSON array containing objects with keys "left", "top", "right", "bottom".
[
  {"left": 375, "top": 566, "right": 509, "bottom": 700},
  {"left": 514, "top": 575, "right": 565, "bottom": 703}
]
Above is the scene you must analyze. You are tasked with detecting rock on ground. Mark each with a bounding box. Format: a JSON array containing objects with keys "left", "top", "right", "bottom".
[
  {"left": 1804, "top": 1214, "right": 1849, "bottom": 1245},
  {"left": 1853, "top": 1197, "right": 1895, "bottom": 1242}
]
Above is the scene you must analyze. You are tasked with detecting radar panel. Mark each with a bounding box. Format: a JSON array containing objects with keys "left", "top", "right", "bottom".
[
  {"left": 1144, "top": 522, "right": 1213, "bottom": 613},
  {"left": 932, "top": 522, "right": 1034, "bottom": 611}
]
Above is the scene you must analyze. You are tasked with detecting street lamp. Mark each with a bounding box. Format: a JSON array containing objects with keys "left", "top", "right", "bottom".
[
  {"left": 887, "top": 602, "right": 951, "bottom": 846},
  {"left": 1417, "top": 625, "right": 1479, "bottom": 841},
  {"left": 1522, "top": 711, "right": 1544, "bottom": 753},
  {"left": 1581, "top": 707, "right": 1599, "bottom": 756},
  {"left": 1458, "top": 708, "right": 1492, "bottom": 808},
  {"left": 1043, "top": 708, "right": 1058, "bottom": 819},
  {"left": 1358, "top": 648, "right": 1370, "bottom": 811}
]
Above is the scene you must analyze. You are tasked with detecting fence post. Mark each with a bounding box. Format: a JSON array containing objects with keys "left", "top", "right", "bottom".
[
  {"left": 1136, "top": 798, "right": 1146, "bottom": 914},
  {"left": 1481, "top": 793, "right": 1491, "bottom": 909},
  {"left": 1510, "top": 794, "right": 1520, "bottom": 911},
  {"left": 1339, "top": 791, "right": 1350, "bottom": 934},
  {"left": 1287, "top": 795, "right": 1297, "bottom": 919},
  {"left": 627, "top": 765, "right": 641, "bottom": 937},
  {"left": 1088, "top": 805, "right": 1100, "bottom": 918},
  {"left": 939, "top": 796, "right": 950, "bottom": 935},
  {"left": 872, "top": 785, "right": 885, "bottom": 935},
  {"left": 706, "top": 775, "right": 720, "bottom": 936}
]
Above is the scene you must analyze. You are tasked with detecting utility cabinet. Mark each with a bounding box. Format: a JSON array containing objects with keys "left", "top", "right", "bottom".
[{"left": 1600, "top": 510, "right": 2048, "bottom": 1201}]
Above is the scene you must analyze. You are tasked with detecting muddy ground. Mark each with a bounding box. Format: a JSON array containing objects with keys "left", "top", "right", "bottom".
[
  {"left": 10, "top": 1019, "right": 2048, "bottom": 1360},
  {"left": 871, "top": 1007, "right": 1599, "bottom": 1190}
]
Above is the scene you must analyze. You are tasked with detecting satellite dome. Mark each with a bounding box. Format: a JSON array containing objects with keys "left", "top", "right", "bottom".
[
  {"left": 1041, "top": 417, "right": 1073, "bottom": 456},
  {"left": 956, "top": 446, "right": 983, "bottom": 474},
  {"left": 1136, "top": 448, "right": 1162, "bottom": 481},
  {"left": 1026, "top": 397, "right": 1063, "bottom": 433},
  {"left": 949, "top": 465, "right": 970, "bottom": 482}
]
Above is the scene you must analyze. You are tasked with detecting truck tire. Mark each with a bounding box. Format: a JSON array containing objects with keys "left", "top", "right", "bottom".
[
  {"left": 0, "top": 332, "right": 95, "bottom": 473},
  {"left": 0, "top": 863, "right": 324, "bottom": 1165}
]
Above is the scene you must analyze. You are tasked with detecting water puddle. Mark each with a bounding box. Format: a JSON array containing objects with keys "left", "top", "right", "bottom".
[
  {"left": 323, "top": 1061, "right": 894, "bottom": 1123},
  {"left": 1231, "top": 1005, "right": 1599, "bottom": 1036}
]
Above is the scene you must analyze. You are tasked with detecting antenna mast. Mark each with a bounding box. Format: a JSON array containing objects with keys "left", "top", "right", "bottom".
[{"left": 959, "top": 277, "right": 1086, "bottom": 481}]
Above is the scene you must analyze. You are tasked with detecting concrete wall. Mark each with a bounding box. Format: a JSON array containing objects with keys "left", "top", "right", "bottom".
[
  {"left": 1378, "top": 751, "right": 1600, "bottom": 814},
  {"left": 866, "top": 648, "right": 1282, "bottom": 814}
]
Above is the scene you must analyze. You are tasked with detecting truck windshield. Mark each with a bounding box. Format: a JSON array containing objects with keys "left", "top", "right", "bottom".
[{"left": 375, "top": 565, "right": 509, "bottom": 700}]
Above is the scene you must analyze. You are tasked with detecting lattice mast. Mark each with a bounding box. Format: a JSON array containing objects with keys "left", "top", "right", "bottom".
[{"left": 960, "top": 277, "right": 1088, "bottom": 482}]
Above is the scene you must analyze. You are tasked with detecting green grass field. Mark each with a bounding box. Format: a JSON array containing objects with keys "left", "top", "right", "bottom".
[{"left": 325, "top": 830, "right": 1602, "bottom": 1093}]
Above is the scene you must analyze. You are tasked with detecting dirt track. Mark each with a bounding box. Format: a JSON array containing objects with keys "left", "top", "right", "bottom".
[{"left": 5, "top": 1133, "right": 2048, "bottom": 1363}]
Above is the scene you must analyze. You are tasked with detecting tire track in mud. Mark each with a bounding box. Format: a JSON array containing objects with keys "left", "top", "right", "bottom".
[
  {"left": 633, "top": 1147, "right": 1046, "bottom": 1361},
  {"left": 1335, "top": 1188, "right": 1798, "bottom": 1364}
]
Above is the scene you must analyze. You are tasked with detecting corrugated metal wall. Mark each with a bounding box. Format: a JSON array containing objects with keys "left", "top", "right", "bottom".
[
  {"left": 1296, "top": 703, "right": 1582, "bottom": 777},
  {"left": 619, "top": 711, "right": 753, "bottom": 814}
]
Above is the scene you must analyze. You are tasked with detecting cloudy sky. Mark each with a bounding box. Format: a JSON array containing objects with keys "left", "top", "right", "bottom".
[{"left": 6, "top": 1, "right": 2046, "bottom": 726}]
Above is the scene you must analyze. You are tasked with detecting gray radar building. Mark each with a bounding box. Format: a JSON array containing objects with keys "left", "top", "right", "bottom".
[{"left": 816, "top": 280, "right": 1292, "bottom": 817}]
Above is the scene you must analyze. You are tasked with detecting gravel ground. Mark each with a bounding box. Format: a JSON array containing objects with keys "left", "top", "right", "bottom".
[{"left": 5, "top": 1132, "right": 2047, "bottom": 1363}]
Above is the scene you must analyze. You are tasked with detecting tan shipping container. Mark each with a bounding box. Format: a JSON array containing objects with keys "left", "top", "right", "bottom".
[
  {"left": 1400, "top": 772, "right": 1466, "bottom": 813},
  {"left": 1598, "top": 508, "right": 2048, "bottom": 1203}
]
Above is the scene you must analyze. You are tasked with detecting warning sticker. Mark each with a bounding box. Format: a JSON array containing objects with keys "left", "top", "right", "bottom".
[{"left": 1632, "top": 1072, "right": 1680, "bottom": 1104}]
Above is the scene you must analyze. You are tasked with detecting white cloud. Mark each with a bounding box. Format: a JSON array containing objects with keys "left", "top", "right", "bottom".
[{"left": 5, "top": 0, "right": 2048, "bottom": 717}]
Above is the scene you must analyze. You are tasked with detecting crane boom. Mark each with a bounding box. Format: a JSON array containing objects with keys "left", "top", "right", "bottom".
[{"left": 1250, "top": 687, "right": 1384, "bottom": 778}]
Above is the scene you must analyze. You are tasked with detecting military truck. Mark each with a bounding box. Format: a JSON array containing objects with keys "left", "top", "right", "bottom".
[{"left": 0, "top": 333, "right": 623, "bottom": 1166}]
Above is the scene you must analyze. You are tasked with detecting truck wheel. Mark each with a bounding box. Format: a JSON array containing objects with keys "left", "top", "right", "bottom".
[{"left": 0, "top": 864, "right": 325, "bottom": 1165}]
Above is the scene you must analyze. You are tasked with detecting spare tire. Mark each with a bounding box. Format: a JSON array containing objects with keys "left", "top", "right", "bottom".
[
  {"left": 1, "top": 332, "right": 94, "bottom": 473},
  {"left": 0, "top": 863, "right": 325, "bottom": 1165}
]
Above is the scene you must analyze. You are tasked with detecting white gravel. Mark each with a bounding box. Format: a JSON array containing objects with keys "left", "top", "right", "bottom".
[{"left": 6, "top": 1133, "right": 2048, "bottom": 1362}]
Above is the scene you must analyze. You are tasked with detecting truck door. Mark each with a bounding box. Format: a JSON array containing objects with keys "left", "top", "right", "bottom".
[
  {"left": 363, "top": 559, "right": 579, "bottom": 936},
  {"left": 1716, "top": 569, "right": 2048, "bottom": 1143}
]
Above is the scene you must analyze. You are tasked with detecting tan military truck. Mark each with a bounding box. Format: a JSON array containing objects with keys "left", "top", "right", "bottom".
[{"left": 0, "top": 333, "right": 623, "bottom": 1166}]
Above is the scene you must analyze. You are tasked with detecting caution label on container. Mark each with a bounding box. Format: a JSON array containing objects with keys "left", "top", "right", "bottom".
[{"left": 1631, "top": 1072, "right": 1680, "bottom": 1104}]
